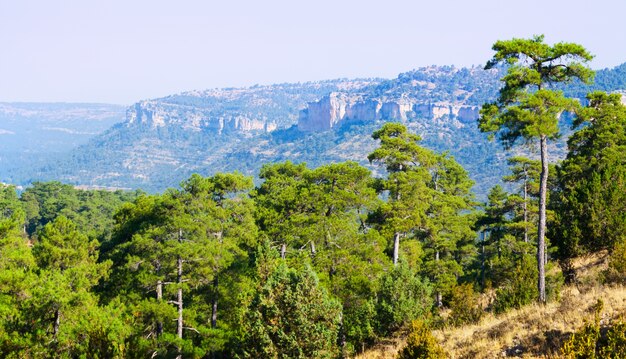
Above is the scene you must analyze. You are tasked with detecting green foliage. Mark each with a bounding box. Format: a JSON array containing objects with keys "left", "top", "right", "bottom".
[
  {"left": 20, "top": 181, "right": 139, "bottom": 242},
  {"left": 475, "top": 184, "right": 534, "bottom": 298},
  {"left": 492, "top": 254, "right": 537, "bottom": 314},
  {"left": 479, "top": 35, "right": 593, "bottom": 304},
  {"left": 240, "top": 262, "right": 342, "bottom": 359},
  {"left": 397, "top": 320, "right": 447, "bottom": 359},
  {"left": 375, "top": 262, "right": 433, "bottom": 335},
  {"left": 15, "top": 216, "right": 116, "bottom": 357},
  {"left": 368, "top": 123, "right": 476, "bottom": 309},
  {"left": 599, "top": 321, "right": 626, "bottom": 358},
  {"left": 253, "top": 160, "right": 387, "bottom": 353},
  {"left": 560, "top": 299, "right": 626, "bottom": 359},
  {"left": 106, "top": 172, "right": 257, "bottom": 357},
  {"left": 480, "top": 35, "right": 593, "bottom": 147},
  {"left": 447, "top": 283, "right": 483, "bottom": 326},
  {"left": 491, "top": 254, "right": 562, "bottom": 314},
  {"left": 0, "top": 186, "right": 36, "bottom": 357},
  {"left": 553, "top": 92, "right": 626, "bottom": 261},
  {"left": 561, "top": 319, "right": 600, "bottom": 359},
  {"left": 603, "top": 239, "right": 626, "bottom": 284}
]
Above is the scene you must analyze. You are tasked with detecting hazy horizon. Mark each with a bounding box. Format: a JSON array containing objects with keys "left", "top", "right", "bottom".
[{"left": 2, "top": 0, "right": 625, "bottom": 105}]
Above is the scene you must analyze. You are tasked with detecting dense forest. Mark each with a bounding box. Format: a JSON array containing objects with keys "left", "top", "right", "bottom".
[{"left": 2, "top": 37, "right": 626, "bottom": 358}]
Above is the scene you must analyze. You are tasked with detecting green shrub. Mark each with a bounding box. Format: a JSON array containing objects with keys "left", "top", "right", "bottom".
[
  {"left": 375, "top": 262, "right": 433, "bottom": 336},
  {"left": 397, "top": 320, "right": 447, "bottom": 359},
  {"left": 447, "top": 283, "right": 483, "bottom": 326},
  {"left": 240, "top": 263, "right": 342, "bottom": 359},
  {"left": 492, "top": 254, "right": 563, "bottom": 314},
  {"left": 560, "top": 299, "right": 626, "bottom": 358},
  {"left": 561, "top": 321, "right": 600, "bottom": 358},
  {"left": 603, "top": 239, "right": 626, "bottom": 284},
  {"left": 599, "top": 321, "right": 626, "bottom": 358},
  {"left": 492, "top": 255, "right": 537, "bottom": 314}
]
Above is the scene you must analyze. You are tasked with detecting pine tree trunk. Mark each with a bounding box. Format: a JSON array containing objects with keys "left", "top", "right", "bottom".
[
  {"left": 280, "top": 242, "right": 286, "bottom": 259},
  {"left": 176, "top": 229, "right": 184, "bottom": 359},
  {"left": 537, "top": 136, "right": 548, "bottom": 304},
  {"left": 481, "top": 231, "right": 486, "bottom": 289},
  {"left": 338, "top": 313, "right": 347, "bottom": 358},
  {"left": 176, "top": 255, "right": 183, "bottom": 359},
  {"left": 392, "top": 232, "right": 400, "bottom": 266},
  {"left": 435, "top": 250, "right": 442, "bottom": 307},
  {"left": 523, "top": 180, "right": 528, "bottom": 243},
  {"left": 211, "top": 275, "right": 218, "bottom": 328},
  {"left": 53, "top": 308, "right": 60, "bottom": 337},
  {"left": 156, "top": 279, "right": 163, "bottom": 336}
]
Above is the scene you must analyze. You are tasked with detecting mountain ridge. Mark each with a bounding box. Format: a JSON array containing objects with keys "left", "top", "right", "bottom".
[{"left": 6, "top": 63, "right": 626, "bottom": 197}]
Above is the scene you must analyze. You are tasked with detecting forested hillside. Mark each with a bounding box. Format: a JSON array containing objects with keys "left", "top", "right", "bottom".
[
  {"left": 11, "top": 63, "right": 625, "bottom": 198},
  {"left": 2, "top": 84, "right": 626, "bottom": 357},
  {"left": 2, "top": 36, "right": 626, "bottom": 358}
]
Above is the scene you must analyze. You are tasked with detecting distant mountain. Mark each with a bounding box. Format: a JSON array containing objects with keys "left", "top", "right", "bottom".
[
  {"left": 11, "top": 63, "right": 626, "bottom": 198},
  {"left": 0, "top": 103, "right": 125, "bottom": 184}
]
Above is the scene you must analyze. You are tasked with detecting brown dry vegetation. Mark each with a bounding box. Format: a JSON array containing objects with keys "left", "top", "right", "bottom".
[{"left": 357, "top": 251, "right": 626, "bottom": 358}]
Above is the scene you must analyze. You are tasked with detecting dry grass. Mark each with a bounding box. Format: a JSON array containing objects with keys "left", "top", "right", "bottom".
[
  {"left": 356, "top": 251, "right": 626, "bottom": 359},
  {"left": 355, "top": 336, "right": 404, "bottom": 359}
]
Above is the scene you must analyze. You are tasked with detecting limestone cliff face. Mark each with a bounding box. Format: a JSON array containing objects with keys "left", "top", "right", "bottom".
[
  {"left": 298, "top": 95, "right": 480, "bottom": 131},
  {"left": 296, "top": 93, "right": 349, "bottom": 131},
  {"left": 126, "top": 100, "right": 276, "bottom": 134}
]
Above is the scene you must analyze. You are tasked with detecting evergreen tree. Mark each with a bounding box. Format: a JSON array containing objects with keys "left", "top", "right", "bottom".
[
  {"left": 254, "top": 162, "right": 310, "bottom": 259},
  {"left": 478, "top": 35, "right": 593, "bottom": 303},
  {"left": 241, "top": 260, "right": 342, "bottom": 359},
  {"left": 503, "top": 157, "right": 540, "bottom": 243},
  {"left": 254, "top": 161, "right": 388, "bottom": 353},
  {"left": 368, "top": 123, "right": 433, "bottom": 266},
  {"left": 553, "top": 92, "right": 626, "bottom": 276},
  {"left": 420, "top": 154, "right": 475, "bottom": 307},
  {"left": 29, "top": 216, "right": 113, "bottom": 356},
  {"left": 0, "top": 186, "right": 37, "bottom": 356},
  {"left": 108, "top": 173, "right": 256, "bottom": 358},
  {"left": 375, "top": 262, "right": 433, "bottom": 336}
]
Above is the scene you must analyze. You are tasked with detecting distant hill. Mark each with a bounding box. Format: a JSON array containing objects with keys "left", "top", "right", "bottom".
[
  {"left": 8, "top": 63, "right": 626, "bottom": 198},
  {"left": 0, "top": 103, "right": 125, "bottom": 184}
]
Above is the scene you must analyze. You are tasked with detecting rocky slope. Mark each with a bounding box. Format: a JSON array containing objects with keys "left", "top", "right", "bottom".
[{"left": 13, "top": 63, "right": 626, "bottom": 197}]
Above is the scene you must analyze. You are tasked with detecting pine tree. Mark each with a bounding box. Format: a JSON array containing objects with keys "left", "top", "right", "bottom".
[
  {"left": 368, "top": 123, "right": 434, "bottom": 266},
  {"left": 30, "top": 216, "right": 112, "bottom": 356},
  {"left": 241, "top": 262, "right": 342, "bottom": 359},
  {"left": 478, "top": 35, "right": 593, "bottom": 303},
  {"left": 553, "top": 92, "right": 626, "bottom": 277}
]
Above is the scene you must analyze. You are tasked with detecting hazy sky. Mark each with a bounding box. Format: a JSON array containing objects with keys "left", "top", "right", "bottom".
[{"left": 1, "top": 0, "right": 625, "bottom": 104}]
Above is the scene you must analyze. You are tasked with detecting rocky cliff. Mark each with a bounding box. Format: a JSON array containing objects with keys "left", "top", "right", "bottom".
[
  {"left": 18, "top": 63, "right": 626, "bottom": 198},
  {"left": 124, "top": 80, "right": 377, "bottom": 135},
  {"left": 296, "top": 65, "right": 499, "bottom": 132},
  {"left": 298, "top": 94, "right": 481, "bottom": 131},
  {"left": 127, "top": 100, "right": 277, "bottom": 134}
]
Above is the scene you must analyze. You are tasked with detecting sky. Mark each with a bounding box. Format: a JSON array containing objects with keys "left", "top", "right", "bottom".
[{"left": 1, "top": 0, "right": 625, "bottom": 105}]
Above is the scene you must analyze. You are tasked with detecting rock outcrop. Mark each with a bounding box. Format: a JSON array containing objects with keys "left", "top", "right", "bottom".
[
  {"left": 126, "top": 100, "right": 277, "bottom": 134},
  {"left": 297, "top": 94, "right": 480, "bottom": 132}
]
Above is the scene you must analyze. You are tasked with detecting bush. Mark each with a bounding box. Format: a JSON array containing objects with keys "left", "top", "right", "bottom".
[
  {"left": 447, "top": 283, "right": 483, "bottom": 326},
  {"left": 492, "top": 255, "right": 537, "bottom": 314},
  {"left": 492, "top": 254, "right": 563, "bottom": 314},
  {"left": 599, "top": 321, "right": 626, "bottom": 358},
  {"left": 561, "top": 320, "right": 600, "bottom": 358},
  {"left": 240, "top": 263, "right": 342, "bottom": 359},
  {"left": 560, "top": 299, "right": 626, "bottom": 358},
  {"left": 397, "top": 320, "right": 447, "bottom": 359},
  {"left": 562, "top": 319, "right": 626, "bottom": 359},
  {"left": 603, "top": 239, "right": 626, "bottom": 284},
  {"left": 375, "top": 262, "right": 433, "bottom": 336}
]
